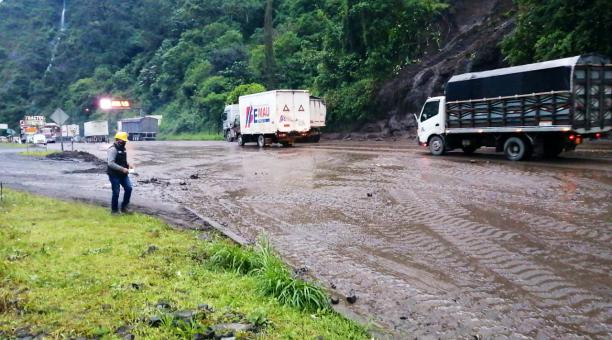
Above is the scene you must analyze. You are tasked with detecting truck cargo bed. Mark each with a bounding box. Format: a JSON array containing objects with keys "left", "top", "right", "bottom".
[{"left": 445, "top": 56, "right": 611, "bottom": 135}]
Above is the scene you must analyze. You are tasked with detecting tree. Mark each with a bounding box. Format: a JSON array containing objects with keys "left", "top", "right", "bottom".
[
  {"left": 501, "top": 0, "right": 612, "bottom": 65},
  {"left": 263, "top": 0, "right": 276, "bottom": 88}
]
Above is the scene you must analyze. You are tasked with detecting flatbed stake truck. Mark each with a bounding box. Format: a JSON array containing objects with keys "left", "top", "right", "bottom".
[{"left": 416, "top": 55, "right": 611, "bottom": 161}]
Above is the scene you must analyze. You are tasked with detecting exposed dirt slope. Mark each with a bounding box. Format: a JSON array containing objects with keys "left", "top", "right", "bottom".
[{"left": 368, "top": 0, "right": 515, "bottom": 136}]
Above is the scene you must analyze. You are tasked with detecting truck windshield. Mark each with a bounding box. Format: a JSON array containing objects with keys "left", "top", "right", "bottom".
[{"left": 420, "top": 101, "right": 440, "bottom": 122}]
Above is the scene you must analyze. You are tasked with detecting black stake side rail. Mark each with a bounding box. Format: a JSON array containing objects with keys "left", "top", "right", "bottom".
[
  {"left": 446, "top": 91, "right": 573, "bottom": 129},
  {"left": 446, "top": 65, "right": 612, "bottom": 132}
]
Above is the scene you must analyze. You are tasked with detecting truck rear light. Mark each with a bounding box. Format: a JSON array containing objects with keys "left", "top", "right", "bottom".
[
  {"left": 283, "top": 124, "right": 290, "bottom": 127},
  {"left": 595, "top": 133, "right": 601, "bottom": 139},
  {"left": 569, "top": 134, "right": 575, "bottom": 141},
  {"left": 575, "top": 136, "right": 582, "bottom": 144}
]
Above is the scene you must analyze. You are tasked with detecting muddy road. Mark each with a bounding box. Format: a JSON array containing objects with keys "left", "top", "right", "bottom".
[{"left": 1, "top": 140, "right": 611, "bottom": 339}]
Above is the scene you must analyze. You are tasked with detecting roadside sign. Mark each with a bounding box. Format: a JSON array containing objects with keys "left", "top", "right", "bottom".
[
  {"left": 0, "top": 123, "right": 7, "bottom": 129},
  {"left": 50, "top": 108, "right": 69, "bottom": 125},
  {"left": 61, "top": 124, "right": 79, "bottom": 137},
  {"left": 24, "top": 115, "right": 45, "bottom": 127},
  {"left": 99, "top": 98, "right": 131, "bottom": 110}
]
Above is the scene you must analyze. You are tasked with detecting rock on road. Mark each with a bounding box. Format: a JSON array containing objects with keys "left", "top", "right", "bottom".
[{"left": 1, "top": 140, "right": 611, "bottom": 339}]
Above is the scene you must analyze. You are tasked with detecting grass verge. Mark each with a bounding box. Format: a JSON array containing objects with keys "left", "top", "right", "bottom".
[
  {"left": 157, "top": 132, "right": 224, "bottom": 141},
  {"left": 0, "top": 189, "right": 368, "bottom": 339},
  {"left": 0, "top": 143, "right": 26, "bottom": 148},
  {"left": 209, "top": 240, "right": 330, "bottom": 312}
]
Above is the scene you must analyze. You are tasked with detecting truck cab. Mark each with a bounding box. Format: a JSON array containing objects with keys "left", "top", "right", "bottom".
[
  {"left": 416, "top": 96, "right": 446, "bottom": 153},
  {"left": 222, "top": 104, "right": 240, "bottom": 142}
]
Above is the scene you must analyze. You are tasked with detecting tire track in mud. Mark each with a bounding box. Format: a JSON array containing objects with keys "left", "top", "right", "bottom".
[
  {"left": 134, "top": 142, "right": 611, "bottom": 338},
  {"left": 384, "top": 161, "right": 611, "bottom": 338}
]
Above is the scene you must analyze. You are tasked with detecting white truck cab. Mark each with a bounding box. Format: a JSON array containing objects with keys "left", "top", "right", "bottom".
[
  {"left": 222, "top": 104, "right": 240, "bottom": 142},
  {"left": 416, "top": 96, "right": 446, "bottom": 153}
]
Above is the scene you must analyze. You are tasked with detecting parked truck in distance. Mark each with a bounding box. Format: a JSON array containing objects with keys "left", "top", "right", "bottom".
[
  {"left": 238, "top": 90, "right": 311, "bottom": 147},
  {"left": 416, "top": 55, "right": 611, "bottom": 161},
  {"left": 118, "top": 116, "right": 159, "bottom": 141},
  {"left": 222, "top": 104, "right": 240, "bottom": 142},
  {"left": 84, "top": 120, "right": 109, "bottom": 143},
  {"left": 302, "top": 96, "right": 326, "bottom": 143}
]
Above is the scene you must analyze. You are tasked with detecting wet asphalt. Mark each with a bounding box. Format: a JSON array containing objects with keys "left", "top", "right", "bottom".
[{"left": 1, "top": 140, "right": 611, "bottom": 339}]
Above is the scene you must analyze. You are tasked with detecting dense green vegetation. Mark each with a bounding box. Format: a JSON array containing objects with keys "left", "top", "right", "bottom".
[
  {"left": 0, "top": 0, "right": 610, "bottom": 135},
  {"left": 501, "top": 0, "right": 612, "bottom": 64},
  {"left": 0, "top": 189, "right": 368, "bottom": 338}
]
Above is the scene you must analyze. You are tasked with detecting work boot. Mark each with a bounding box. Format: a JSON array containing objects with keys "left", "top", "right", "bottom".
[
  {"left": 121, "top": 206, "right": 133, "bottom": 214},
  {"left": 111, "top": 210, "right": 120, "bottom": 215}
]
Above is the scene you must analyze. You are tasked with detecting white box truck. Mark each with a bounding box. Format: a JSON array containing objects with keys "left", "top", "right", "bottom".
[
  {"left": 84, "top": 120, "right": 109, "bottom": 143},
  {"left": 238, "top": 90, "right": 311, "bottom": 147},
  {"left": 303, "top": 96, "right": 326, "bottom": 142},
  {"left": 416, "top": 55, "right": 611, "bottom": 161},
  {"left": 222, "top": 104, "right": 240, "bottom": 142}
]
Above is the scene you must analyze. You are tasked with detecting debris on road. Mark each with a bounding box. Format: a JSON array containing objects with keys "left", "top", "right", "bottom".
[
  {"left": 47, "top": 150, "right": 105, "bottom": 165},
  {"left": 346, "top": 290, "right": 357, "bottom": 304}
]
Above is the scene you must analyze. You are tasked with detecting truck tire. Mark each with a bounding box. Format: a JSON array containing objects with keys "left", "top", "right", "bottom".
[
  {"left": 504, "top": 136, "right": 531, "bottom": 161},
  {"left": 429, "top": 135, "right": 445, "bottom": 156},
  {"left": 311, "top": 135, "right": 321, "bottom": 143},
  {"left": 257, "top": 135, "right": 265, "bottom": 148},
  {"left": 224, "top": 130, "right": 231, "bottom": 142},
  {"left": 237, "top": 135, "right": 245, "bottom": 146}
]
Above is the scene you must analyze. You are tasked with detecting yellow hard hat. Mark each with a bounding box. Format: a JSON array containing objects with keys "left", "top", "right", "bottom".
[{"left": 115, "top": 131, "right": 128, "bottom": 142}]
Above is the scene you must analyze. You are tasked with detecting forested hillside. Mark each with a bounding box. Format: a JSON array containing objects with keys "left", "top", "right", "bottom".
[{"left": 0, "top": 0, "right": 610, "bottom": 135}]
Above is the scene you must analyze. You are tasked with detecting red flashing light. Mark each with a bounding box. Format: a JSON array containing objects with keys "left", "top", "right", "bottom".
[
  {"left": 569, "top": 135, "right": 575, "bottom": 141},
  {"left": 595, "top": 133, "right": 601, "bottom": 139}
]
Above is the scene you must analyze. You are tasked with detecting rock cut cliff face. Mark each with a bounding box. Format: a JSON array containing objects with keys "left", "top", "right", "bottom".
[{"left": 367, "top": 0, "right": 515, "bottom": 137}]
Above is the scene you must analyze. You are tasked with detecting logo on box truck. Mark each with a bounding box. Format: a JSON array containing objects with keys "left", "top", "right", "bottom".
[{"left": 245, "top": 105, "right": 271, "bottom": 128}]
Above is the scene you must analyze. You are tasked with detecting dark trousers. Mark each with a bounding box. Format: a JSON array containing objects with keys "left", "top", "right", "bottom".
[{"left": 108, "top": 174, "right": 132, "bottom": 212}]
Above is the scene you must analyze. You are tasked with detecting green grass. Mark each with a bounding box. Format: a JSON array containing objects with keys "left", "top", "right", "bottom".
[
  {"left": 209, "top": 240, "right": 331, "bottom": 312},
  {"left": 157, "top": 132, "right": 224, "bottom": 141},
  {"left": 0, "top": 143, "right": 26, "bottom": 148},
  {"left": 0, "top": 190, "right": 368, "bottom": 339},
  {"left": 18, "top": 150, "right": 59, "bottom": 157}
]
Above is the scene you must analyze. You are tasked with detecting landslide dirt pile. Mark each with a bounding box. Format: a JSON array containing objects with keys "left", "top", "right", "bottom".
[
  {"left": 47, "top": 151, "right": 106, "bottom": 166},
  {"left": 371, "top": 0, "right": 515, "bottom": 137}
]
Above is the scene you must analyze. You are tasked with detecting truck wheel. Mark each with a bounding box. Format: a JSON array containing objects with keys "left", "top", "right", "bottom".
[
  {"left": 504, "top": 137, "right": 530, "bottom": 161},
  {"left": 429, "top": 135, "right": 445, "bottom": 156},
  {"left": 237, "top": 135, "right": 245, "bottom": 146},
  {"left": 257, "top": 135, "right": 265, "bottom": 148},
  {"left": 224, "top": 130, "right": 231, "bottom": 142}
]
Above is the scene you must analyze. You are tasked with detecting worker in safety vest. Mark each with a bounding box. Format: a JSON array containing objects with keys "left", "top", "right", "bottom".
[{"left": 107, "top": 132, "right": 133, "bottom": 214}]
